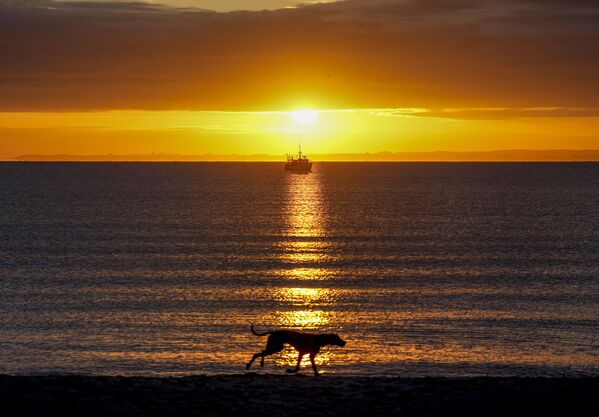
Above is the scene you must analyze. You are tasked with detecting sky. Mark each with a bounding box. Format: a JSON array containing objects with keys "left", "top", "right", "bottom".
[{"left": 1, "top": 0, "right": 598, "bottom": 159}]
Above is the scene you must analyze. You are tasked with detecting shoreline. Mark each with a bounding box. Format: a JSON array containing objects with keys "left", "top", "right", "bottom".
[{"left": 2, "top": 374, "right": 597, "bottom": 417}]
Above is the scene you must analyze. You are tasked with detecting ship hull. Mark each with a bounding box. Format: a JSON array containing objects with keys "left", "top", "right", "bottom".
[{"left": 285, "top": 162, "right": 312, "bottom": 172}]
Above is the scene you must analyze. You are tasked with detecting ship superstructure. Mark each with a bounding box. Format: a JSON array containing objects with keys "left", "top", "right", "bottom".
[{"left": 285, "top": 145, "right": 312, "bottom": 172}]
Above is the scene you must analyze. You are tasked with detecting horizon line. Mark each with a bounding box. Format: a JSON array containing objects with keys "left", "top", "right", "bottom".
[{"left": 3, "top": 150, "right": 599, "bottom": 162}]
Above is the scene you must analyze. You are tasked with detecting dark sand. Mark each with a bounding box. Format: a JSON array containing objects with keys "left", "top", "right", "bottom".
[{"left": 1, "top": 375, "right": 597, "bottom": 417}]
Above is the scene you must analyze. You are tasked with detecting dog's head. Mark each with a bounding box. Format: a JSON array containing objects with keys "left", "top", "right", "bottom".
[{"left": 321, "top": 334, "right": 347, "bottom": 347}]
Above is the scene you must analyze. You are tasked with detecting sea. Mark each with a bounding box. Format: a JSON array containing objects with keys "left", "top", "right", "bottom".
[{"left": 1, "top": 162, "right": 598, "bottom": 377}]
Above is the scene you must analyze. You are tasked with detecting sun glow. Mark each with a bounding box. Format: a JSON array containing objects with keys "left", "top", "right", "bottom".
[
  {"left": 2, "top": 109, "right": 599, "bottom": 160},
  {"left": 291, "top": 109, "right": 319, "bottom": 126}
]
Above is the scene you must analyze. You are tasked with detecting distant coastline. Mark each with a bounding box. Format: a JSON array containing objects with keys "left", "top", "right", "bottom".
[{"left": 4, "top": 150, "right": 599, "bottom": 162}]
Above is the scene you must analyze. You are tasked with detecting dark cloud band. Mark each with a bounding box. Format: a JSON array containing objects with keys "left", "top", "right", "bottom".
[{"left": 1, "top": 0, "right": 598, "bottom": 111}]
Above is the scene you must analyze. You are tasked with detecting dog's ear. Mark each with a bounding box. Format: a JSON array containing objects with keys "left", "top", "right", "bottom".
[
  {"left": 318, "top": 334, "right": 334, "bottom": 346},
  {"left": 321, "top": 334, "right": 346, "bottom": 347},
  {"left": 333, "top": 334, "right": 346, "bottom": 347}
]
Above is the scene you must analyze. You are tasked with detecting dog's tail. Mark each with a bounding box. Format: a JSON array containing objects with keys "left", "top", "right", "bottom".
[{"left": 251, "top": 324, "right": 272, "bottom": 337}]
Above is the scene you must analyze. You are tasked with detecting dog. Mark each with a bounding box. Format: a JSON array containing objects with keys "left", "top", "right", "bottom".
[{"left": 246, "top": 324, "right": 346, "bottom": 375}]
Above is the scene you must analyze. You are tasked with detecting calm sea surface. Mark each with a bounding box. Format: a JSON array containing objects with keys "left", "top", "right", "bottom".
[{"left": 1, "top": 162, "right": 598, "bottom": 376}]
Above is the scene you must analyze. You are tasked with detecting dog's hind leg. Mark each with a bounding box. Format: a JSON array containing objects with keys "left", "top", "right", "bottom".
[
  {"left": 246, "top": 352, "right": 261, "bottom": 370},
  {"left": 246, "top": 344, "right": 284, "bottom": 370}
]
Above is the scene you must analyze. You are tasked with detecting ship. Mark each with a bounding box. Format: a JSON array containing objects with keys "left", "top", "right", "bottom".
[{"left": 285, "top": 145, "right": 313, "bottom": 172}]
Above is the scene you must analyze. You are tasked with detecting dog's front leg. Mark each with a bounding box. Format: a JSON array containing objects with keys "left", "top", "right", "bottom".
[
  {"left": 309, "top": 353, "right": 319, "bottom": 376},
  {"left": 286, "top": 352, "right": 304, "bottom": 373}
]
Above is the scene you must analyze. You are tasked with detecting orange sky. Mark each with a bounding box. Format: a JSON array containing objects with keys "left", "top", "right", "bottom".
[
  {"left": 1, "top": 109, "right": 598, "bottom": 159},
  {"left": 0, "top": 0, "right": 598, "bottom": 158}
]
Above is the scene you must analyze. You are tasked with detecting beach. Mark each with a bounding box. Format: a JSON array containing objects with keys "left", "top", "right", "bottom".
[{"left": 2, "top": 374, "right": 597, "bottom": 417}]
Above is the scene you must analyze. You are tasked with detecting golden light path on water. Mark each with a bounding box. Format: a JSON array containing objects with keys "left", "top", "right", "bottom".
[{"left": 272, "top": 169, "right": 340, "bottom": 370}]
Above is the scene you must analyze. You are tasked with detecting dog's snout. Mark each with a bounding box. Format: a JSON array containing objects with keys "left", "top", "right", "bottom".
[{"left": 340, "top": 339, "right": 347, "bottom": 347}]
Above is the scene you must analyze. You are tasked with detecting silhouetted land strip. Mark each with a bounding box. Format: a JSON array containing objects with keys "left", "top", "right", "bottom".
[{"left": 1, "top": 375, "right": 597, "bottom": 417}]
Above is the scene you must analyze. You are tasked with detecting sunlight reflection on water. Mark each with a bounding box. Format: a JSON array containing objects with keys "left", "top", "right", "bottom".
[
  {"left": 271, "top": 171, "right": 340, "bottom": 369},
  {"left": 279, "top": 171, "right": 331, "bottom": 289}
]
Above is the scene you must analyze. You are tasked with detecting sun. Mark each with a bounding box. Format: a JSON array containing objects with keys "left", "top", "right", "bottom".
[{"left": 291, "top": 110, "right": 319, "bottom": 126}]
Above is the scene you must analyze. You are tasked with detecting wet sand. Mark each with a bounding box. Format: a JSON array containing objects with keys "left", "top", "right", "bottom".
[{"left": 1, "top": 374, "right": 597, "bottom": 417}]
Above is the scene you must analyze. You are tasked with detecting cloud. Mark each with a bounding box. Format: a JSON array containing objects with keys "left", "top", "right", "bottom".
[
  {"left": 411, "top": 107, "right": 599, "bottom": 120},
  {"left": 0, "top": 0, "right": 598, "bottom": 111}
]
